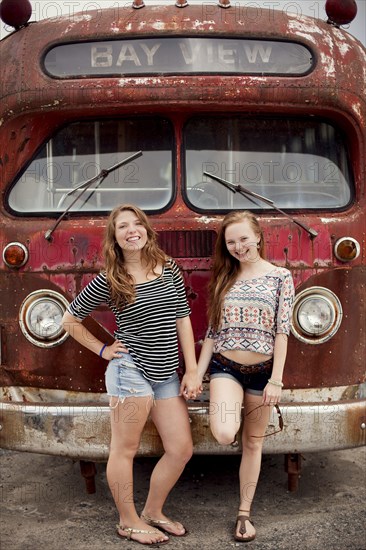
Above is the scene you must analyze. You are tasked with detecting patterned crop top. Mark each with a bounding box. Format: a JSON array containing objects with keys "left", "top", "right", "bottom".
[{"left": 206, "top": 267, "right": 295, "bottom": 356}]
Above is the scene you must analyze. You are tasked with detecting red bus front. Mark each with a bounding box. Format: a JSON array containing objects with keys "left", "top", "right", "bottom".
[{"left": 0, "top": 3, "right": 365, "bottom": 489}]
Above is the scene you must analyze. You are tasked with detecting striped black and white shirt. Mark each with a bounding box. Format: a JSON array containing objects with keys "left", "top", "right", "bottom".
[{"left": 67, "top": 259, "right": 191, "bottom": 381}]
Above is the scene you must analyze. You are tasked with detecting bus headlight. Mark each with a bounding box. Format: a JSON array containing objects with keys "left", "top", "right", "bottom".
[
  {"left": 291, "top": 287, "right": 342, "bottom": 344},
  {"left": 19, "top": 290, "right": 69, "bottom": 348}
]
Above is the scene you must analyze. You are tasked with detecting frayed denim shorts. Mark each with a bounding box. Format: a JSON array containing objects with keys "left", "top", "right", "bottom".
[
  {"left": 209, "top": 353, "right": 272, "bottom": 396},
  {"left": 105, "top": 353, "right": 180, "bottom": 401}
]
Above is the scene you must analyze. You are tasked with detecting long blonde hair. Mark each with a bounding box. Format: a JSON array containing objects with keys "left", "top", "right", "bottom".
[
  {"left": 208, "top": 211, "right": 265, "bottom": 331},
  {"left": 103, "top": 204, "right": 166, "bottom": 308}
]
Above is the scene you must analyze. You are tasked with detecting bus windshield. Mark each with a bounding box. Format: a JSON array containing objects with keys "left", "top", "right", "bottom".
[
  {"left": 8, "top": 117, "right": 174, "bottom": 214},
  {"left": 184, "top": 117, "right": 353, "bottom": 211}
]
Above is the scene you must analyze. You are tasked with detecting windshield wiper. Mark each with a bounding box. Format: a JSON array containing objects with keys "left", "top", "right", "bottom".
[
  {"left": 44, "top": 151, "right": 143, "bottom": 241},
  {"left": 203, "top": 172, "right": 318, "bottom": 239}
]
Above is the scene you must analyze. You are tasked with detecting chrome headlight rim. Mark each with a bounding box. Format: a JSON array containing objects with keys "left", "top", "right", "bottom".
[
  {"left": 291, "top": 286, "right": 343, "bottom": 345},
  {"left": 334, "top": 237, "right": 360, "bottom": 262},
  {"left": 19, "top": 290, "right": 70, "bottom": 348},
  {"left": 2, "top": 241, "right": 29, "bottom": 268}
]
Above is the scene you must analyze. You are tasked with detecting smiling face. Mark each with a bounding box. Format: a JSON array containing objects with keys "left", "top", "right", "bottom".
[
  {"left": 114, "top": 209, "right": 148, "bottom": 254},
  {"left": 224, "top": 219, "right": 260, "bottom": 263}
]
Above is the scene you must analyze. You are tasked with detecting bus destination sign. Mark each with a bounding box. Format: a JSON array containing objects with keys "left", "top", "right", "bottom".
[{"left": 44, "top": 38, "right": 313, "bottom": 78}]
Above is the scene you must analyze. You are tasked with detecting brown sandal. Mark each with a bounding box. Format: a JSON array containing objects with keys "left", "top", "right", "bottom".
[
  {"left": 234, "top": 510, "right": 256, "bottom": 543},
  {"left": 116, "top": 524, "right": 169, "bottom": 546}
]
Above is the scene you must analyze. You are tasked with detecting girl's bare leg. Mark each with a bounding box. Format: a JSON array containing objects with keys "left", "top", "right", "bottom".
[
  {"left": 236, "top": 392, "right": 272, "bottom": 541},
  {"left": 209, "top": 377, "right": 244, "bottom": 445},
  {"left": 106, "top": 395, "right": 169, "bottom": 545},
  {"left": 141, "top": 396, "right": 193, "bottom": 535}
]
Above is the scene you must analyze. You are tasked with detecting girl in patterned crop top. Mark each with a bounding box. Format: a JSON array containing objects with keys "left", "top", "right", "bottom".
[{"left": 198, "top": 211, "right": 295, "bottom": 543}]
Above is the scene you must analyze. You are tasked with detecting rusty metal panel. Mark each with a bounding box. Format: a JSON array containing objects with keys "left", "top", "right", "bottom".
[
  {"left": 1, "top": 263, "right": 364, "bottom": 391},
  {"left": 1, "top": 394, "right": 365, "bottom": 459},
  {"left": 0, "top": 4, "right": 365, "bottom": 459}
]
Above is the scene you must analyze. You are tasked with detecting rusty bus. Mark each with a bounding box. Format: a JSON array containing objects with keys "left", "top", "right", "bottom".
[{"left": 0, "top": 0, "right": 365, "bottom": 492}]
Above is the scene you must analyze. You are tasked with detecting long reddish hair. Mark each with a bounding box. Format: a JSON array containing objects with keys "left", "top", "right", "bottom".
[{"left": 208, "top": 211, "right": 265, "bottom": 331}]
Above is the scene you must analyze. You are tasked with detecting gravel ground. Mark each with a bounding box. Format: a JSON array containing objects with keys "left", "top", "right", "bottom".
[{"left": 1, "top": 447, "right": 365, "bottom": 550}]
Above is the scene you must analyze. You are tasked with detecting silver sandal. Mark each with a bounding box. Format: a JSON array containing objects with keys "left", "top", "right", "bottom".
[
  {"left": 140, "top": 513, "right": 188, "bottom": 537},
  {"left": 116, "top": 524, "right": 169, "bottom": 546}
]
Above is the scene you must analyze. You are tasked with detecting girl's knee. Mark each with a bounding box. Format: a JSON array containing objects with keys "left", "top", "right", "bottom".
[
  {"left": 242, "top": 436, "right": 263, "bottom": 454},
  {"left": 182, "top": 443, "right": 193, "bottom": 464},
  {"left": 179, "top": 440, "right": 194, "bottom": 463},
  {"left": 167, "top": 439, "right": 193, "bottom": 464},
  {"left": 109, "top": 439, "right": 140, "bottom": 458},
  {"left": 211, "top": 425, "right": 238, "bottom": 446}
]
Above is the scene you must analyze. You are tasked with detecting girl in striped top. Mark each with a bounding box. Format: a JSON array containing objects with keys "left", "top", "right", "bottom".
[{"left": 62, "top": 204, "right": 200, "bottom": 546}]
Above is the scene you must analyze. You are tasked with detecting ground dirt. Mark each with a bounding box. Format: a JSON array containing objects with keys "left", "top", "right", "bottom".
[{"left": 1, "top": 447, "right": 365, "bottom": 550}]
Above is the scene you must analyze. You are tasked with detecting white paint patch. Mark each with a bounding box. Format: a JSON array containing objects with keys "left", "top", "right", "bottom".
[
  {"left": 337, "top": 42, "right": 351, "bottom": 56},
  {"left": 118, "top": 77, "right": 163, "bottom": 86},
  {"left": 320, "top": 217, "right": 342, "bottom": 224},
  {"left": 192, "top": 19, "right": 216, "bottom": 29},
  {"left": 320, "top": 51, "right": 335, "bottom": 77},
  {"left": 197, "top": 216, "right": 217, "bottom": 224},
  {"left": 287, "top": 18, "right": 319, "bottom": 45},
  {"left": 62, "top": 24, "right": 76, "bottom": 35},
  {"left": 356, "top": 44, "right": 366, "bottom": 64},
  {"left": 321, "top": 34, "right": 336, "bottom": 77},
  {"left": 152, "top": 22, "right": 165, "bottom": 30},
  {"left": 352, "top": 102, "right": 361, "bottom": 118},
  {"left": 72, "top": 15, "right": 92, "bottom": 23}
]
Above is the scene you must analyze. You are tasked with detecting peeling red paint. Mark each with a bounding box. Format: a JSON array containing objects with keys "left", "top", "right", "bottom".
[{"left": 0, "top": 5, "right": 365, "bottom": 399}]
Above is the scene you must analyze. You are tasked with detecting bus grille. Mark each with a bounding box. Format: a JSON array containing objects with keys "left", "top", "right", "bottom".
[{"left": 158, "top": 230, "right": 216, "bottom": 258}]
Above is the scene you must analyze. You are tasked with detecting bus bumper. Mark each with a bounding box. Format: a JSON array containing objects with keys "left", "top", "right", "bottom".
[{"left": 0, "top": 389, "right": 365, "bottom": 459}]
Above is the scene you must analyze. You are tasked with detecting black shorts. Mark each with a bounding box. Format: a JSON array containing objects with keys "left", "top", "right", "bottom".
[{"left": 209, "top": 353, "right": 273, "bottom": 396}]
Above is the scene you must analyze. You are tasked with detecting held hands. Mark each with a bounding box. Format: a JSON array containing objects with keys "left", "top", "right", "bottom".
[
  {"left": 180, "top": 371, "right": 203, "bottom": 401},
  {"left": 100, "top": 340, "right": 128, "bottom": 361}
]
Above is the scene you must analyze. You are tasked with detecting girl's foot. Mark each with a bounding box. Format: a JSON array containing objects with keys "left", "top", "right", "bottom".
[
  {"left": 234, "top": 509, "right": 256, "bottom": 542},
  {"left": 141, "top": 511, "right": 187, "bottom": 536},
  {"left": 116, "top": 519, "right": 169, "bottom": 545}
]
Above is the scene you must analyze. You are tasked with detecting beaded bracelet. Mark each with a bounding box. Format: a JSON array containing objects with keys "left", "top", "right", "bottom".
[
  {"left": 268, "top": 378, "right": 283, "bottom": 387},
  {"left": 99, "top": 343, "right": 107, "bottom": 357}
]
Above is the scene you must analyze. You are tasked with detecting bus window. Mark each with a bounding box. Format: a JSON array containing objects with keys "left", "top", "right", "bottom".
[
  {"left": 184, "top": 117, "right": 353, "bottom": 211},
  {"left": 8, "top": 117, "right": 174, "bottom": 214}
]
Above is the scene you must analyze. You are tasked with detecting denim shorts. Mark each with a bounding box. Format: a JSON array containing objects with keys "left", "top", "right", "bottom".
[
  {"left": 209, "top": 353, "right": 272, "bottom": 396},
  {"left": 105, "top": 353, "right": 180, "bottom": 401}
]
